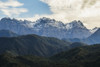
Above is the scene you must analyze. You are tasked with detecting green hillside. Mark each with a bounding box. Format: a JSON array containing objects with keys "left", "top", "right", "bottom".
[
  {"left": 0, "top": 44, "right": 100, "bottom": 67},
  {"left": 0, "top": 34, "right": 72, "bottom": 57}
]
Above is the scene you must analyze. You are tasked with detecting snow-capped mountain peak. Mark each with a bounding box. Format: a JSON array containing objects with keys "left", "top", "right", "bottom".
[
  {"left": 36, "top": 17, "right": 56, "bottom": 24},
  {"left": 90, "top": 27, "right": 99, "bottom": 33},
  {"left": 66, "top": 20, "right": 86, "bottom": 30},
  {"left": 65, "top": 20, "right": 91, "bottom": 39},
  {"left": 34, "top": 17, "right": 66, "bottom": 29}
]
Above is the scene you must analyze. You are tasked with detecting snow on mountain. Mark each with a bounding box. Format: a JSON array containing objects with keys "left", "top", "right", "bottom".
[
  {"left": 0, "top": 17, "right": 35, "bottom": 35},
  {"left": 33, "top": 17, "right": 67, "bottom": 38},
  {"left": 0, "top": 17, "right": 92, "bottom": 39},
  {"left": 65, "top": 20, "right": 91, "bottom": 39},
  {"left": 34, "top": 17, "right": 66, "bottom": 29},
  {"left": 66, "top": 20, "right": 86, "bottom": 30},
  {"left": 90, "top": 27, "right": 99, "bottom": 33}
]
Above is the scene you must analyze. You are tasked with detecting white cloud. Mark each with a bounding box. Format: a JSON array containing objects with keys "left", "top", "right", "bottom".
[
  {"left": 26, "top": 0, "right": 99, "bottom": 29},
  {"left": 0, "top": 0, "right": 28, "bottom": 17},
  {"left": 4, "top": 0, "right": 99, "bottom": 29},
  {"left": 1, "top": 8, "right": 28, "bottom": 17}
]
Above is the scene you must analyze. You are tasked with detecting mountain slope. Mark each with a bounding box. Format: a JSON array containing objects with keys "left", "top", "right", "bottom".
[
  {"left": 0, "top": 44, "right": 100, "bottom": 67},
  {"left": 0, "top": 30, "right": 18, "bottom": 37},
  {"left": 51, "top": 44, "right": 100, "bottom": 60},
  {"left": 34, "top": 18, "right": 91, "bottom": 39},
  {"left": 0, "top": 34, "right": 72, "bottom": 57},
  {"left": 65, "top": 28, "right": 100, "bottom": 44},
  {"left": 0, "top": 17, "right": 35, "bottom": 35},
  {"left": 50, "top": 44, "right": 100, "bottom": 67},
  {"left": 87, "top": 28, "right": 100, "bottom": 44},
  {"left": 33, "top": 17, "right": 67, "bottom": 39},
  {"left": 70, "top": 42, "right": 87, "bottom": 48},
  {"left": 90, "top": 27, "right": 99, "bottom": 33},
  {"left": 66, "top": 20, "right": 91, "bottom": 39}
]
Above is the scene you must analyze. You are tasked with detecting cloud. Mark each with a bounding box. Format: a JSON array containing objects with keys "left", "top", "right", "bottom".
[
  {"left": 26, "top": 0, "right": 99, "bottom": 29},
  {"left": 0, "top": 0, "right": 28, "bottom": 17},
  {"left": 1, "top": 8, "right": 28, "bottom": 17},
  {"left": 9, "top": 0, "right": 100, "bottom": 29}
]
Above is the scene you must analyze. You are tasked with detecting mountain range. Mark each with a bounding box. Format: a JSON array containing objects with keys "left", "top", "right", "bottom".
[
  {"left": 0, "top": 17, "right": 94, "bottom": 39},
  {"left": 0, "top": 17, "right": 100, "bottom": 44},
  {"left": 0, "top": 17, "right": 100, "bottom": 67}
]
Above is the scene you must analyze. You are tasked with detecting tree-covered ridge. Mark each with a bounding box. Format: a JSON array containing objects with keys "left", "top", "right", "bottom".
[
  {"left": 0, "top": 33, "right": 88, "bottom": 57},
  {"left": 0, "top": 44, "right": 100, "bottom": 67}
]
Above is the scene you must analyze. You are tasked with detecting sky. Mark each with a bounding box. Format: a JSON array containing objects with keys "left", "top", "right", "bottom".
[{"left": 0, "top": 0, "right": 100, "bottom": 29}]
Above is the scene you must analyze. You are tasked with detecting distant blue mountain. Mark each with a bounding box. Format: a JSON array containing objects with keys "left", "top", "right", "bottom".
[
  {"left": 0, "top": 30, "right": 18, "bottom": 37},
  {"left": 65, "top": 28, "right": 100, "bottom": 44}
]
